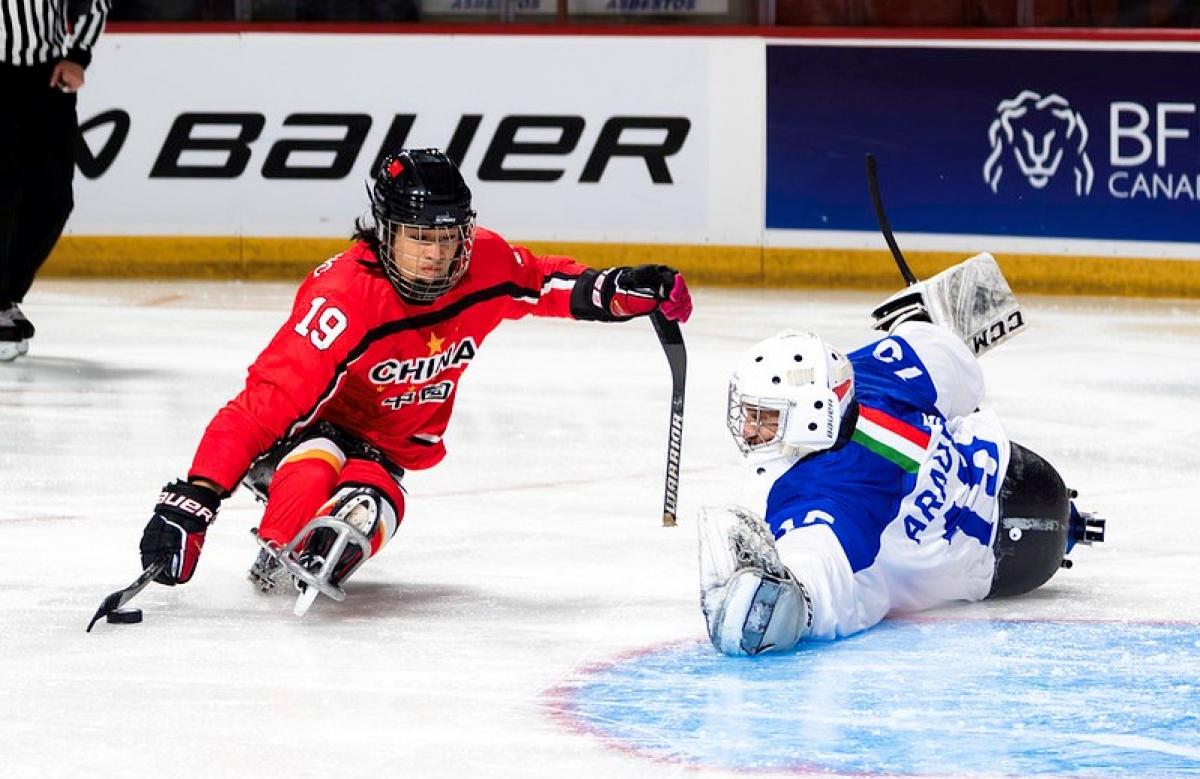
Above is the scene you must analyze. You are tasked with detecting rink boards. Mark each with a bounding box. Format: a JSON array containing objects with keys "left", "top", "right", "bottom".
[{"left": 50, "top": 29, "right": 1200, "bottom": 297}]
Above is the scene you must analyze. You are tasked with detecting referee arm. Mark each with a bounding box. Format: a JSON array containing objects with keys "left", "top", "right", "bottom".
[{"left": 51, "top": 0, "right": 109, "bottom": 91}]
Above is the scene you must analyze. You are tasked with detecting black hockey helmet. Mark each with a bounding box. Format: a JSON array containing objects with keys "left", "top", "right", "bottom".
[{"left": 369, "top": 148, "right": 477, "bottom": 304}]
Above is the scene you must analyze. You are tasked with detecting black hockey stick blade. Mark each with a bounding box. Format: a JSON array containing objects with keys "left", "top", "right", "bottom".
[
  {"left": 865, "top": 153, "right": 919, "bottom": 287},
  {"left": 86, "top": 558, "right": 167, "bottom": 633},
  {"left": 651, "top": 311, "right": 686, "bottom": 528}
]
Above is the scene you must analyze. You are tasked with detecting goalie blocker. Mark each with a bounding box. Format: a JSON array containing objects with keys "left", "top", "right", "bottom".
[{"left": 871, "top": 252, "right": 1025, "bottom": 356}]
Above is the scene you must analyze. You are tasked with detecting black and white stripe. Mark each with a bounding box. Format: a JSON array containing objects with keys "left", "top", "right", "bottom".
[{"left": 1, "top": 0, "right": 110, "bottom": 67}]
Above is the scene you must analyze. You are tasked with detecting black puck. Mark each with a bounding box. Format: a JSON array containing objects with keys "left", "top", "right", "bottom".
[{"left": 106, "top": 608, "right": 143, "bottom": 624}]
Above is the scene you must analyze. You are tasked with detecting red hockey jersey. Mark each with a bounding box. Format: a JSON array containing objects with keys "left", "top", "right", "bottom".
[{"left": 189, "top": 228, "right": 591, "bottom": 493}]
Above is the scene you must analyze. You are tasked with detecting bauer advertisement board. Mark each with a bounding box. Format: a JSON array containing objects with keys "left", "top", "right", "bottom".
[
  {"left": 71, "top": 34, "right": 761, "bottom": 245},
  {"left": 766, "top": 42, "right": 1200, "bottom": 245}
]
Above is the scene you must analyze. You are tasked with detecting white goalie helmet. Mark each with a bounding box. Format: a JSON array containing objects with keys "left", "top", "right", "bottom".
[{"left": 727, "top": 330, "right": 855, "bottom": 461}]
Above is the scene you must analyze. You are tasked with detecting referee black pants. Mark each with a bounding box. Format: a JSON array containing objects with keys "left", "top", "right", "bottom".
[{"left": 0, "top": 62, "right": 77, "bottom": 306}]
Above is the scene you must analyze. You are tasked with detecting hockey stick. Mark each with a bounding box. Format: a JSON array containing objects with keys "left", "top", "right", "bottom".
[
  {"left": 85, "top": 557, "right": 166, "bottom": 632},
  {"left": 865, "top": 153, "right": 918, "bottom": 286},
  {"left": 651, "top": 311, "right": 686, "bottom": 528}
]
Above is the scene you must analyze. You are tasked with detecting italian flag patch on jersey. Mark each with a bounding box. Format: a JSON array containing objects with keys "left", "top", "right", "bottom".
[{"left": 852, "top": 405, "right": 931, "bottom": 473}]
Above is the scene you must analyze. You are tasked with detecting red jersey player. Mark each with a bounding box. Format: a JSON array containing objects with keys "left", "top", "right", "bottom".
[{"left": 137, "top": 148, "right": 692, "bottom": 615}]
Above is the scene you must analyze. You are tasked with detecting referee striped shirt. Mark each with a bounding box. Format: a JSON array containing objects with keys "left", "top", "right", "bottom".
[{"left": 1, "top": 0, "right": 110, "bottom": 67}]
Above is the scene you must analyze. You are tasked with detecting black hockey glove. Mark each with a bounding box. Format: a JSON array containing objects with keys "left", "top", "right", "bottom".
[
  {"left": 570, "top": 265, "right": 692, "bottom": 323},
  {"left": 139, "top": 480, "right": 221, "bottom": 585}
]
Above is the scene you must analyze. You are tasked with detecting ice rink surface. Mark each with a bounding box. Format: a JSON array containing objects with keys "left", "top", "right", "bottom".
[{"left": 2, "top": 280, "right": 1199, "bottom": 778}]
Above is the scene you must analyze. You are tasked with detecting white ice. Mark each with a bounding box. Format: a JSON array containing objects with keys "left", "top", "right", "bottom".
[{"left": 2, "top": 281, "right": 1198, "bottom": 778}]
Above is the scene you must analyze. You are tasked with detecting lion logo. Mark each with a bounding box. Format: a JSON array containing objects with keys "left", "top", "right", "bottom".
[{"left": 983, "top": 90, "right": 1094, "bottom": 196}]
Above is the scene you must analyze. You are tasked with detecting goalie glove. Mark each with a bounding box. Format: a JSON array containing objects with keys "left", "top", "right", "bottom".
[
  {"left": 870, "top": 252, "right": 1024, "bottom": 357},
  {"left": 139, "top": 480, "right": 220, "bottom": 585},
  {"left": 571, "top": 264, "right": 692, "bottom": 323}
]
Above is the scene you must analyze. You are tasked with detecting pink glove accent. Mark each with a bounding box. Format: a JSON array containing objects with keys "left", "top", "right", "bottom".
[{"left": 658, "top": 273, "right": 692, "bottom": 323}]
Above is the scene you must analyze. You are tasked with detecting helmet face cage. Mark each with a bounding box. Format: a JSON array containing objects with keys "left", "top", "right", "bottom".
[
  {"left": 375, "top": 216, "right": 477, "bottom": 303},
  {"left": 727, "top": 386, "right": 792, "bottom": 456},
  {"left": 369, "top": 148, "right": 476, "bottom": 304}
]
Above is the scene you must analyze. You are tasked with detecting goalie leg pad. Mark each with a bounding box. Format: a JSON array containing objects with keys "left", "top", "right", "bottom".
[{"left": 698, "top": 505, "right": 812, "bottom": 656}]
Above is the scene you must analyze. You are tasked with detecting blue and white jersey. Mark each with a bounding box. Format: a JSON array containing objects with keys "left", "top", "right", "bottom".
[{"left": 742, "top": 322, "right": 1010, "bottom": 640}]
